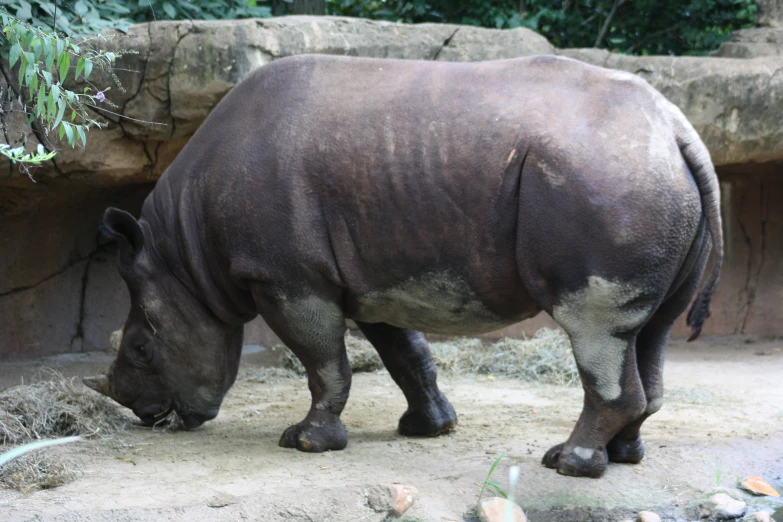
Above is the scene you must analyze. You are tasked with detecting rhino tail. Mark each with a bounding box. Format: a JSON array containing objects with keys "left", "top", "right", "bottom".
[{"left": 674, "top": 113, "right": 724, "bottom": 342}]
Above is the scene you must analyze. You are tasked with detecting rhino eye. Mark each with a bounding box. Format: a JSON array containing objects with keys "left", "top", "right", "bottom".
[{"left": 130, "top": 339, "right": 153, "bottom": 365}]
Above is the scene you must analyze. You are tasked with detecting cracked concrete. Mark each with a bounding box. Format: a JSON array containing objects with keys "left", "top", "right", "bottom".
[{"left": 431, "top": 27, "right": 460, "bottom": 61}]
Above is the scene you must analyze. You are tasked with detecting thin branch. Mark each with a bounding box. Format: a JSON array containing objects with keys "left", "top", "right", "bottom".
[
  {"left": 85, "top": 103, "right": 168, "bottom": 126},
  {"left": 628, "top": 25, "right": 679, "bottom": 53},
  {"left": 580, "top": 12, "right": 598, "bottom": 27},
  {"left": 594, "top": 0, "right": 626, "bottom": 48}
]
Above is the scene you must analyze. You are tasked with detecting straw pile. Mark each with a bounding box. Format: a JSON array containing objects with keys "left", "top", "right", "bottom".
[
  {"left": 0, "top": 370, "right": 129, "bottom": 491},
  {"left": 281, "top": 328, "right": 578, "bottom": 386}
]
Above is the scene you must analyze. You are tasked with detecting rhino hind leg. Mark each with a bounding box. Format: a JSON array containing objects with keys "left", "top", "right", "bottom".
[
  {"left": 356, "top": 322, "right": 457, "bottom": 437},
  {"left": 253, "top": 288, "right": 351, "bottom": 452},
  {"left": 608, "top": 241, "right": 710, "bottom": 463},
  {"left": 605, "top": 321, "right": 668, "bottom": 464},
  {"left": 543, "top": 277, "right": 657, "bottom": 478}
]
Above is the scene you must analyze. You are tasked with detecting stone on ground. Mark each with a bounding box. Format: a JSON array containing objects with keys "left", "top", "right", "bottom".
[
  {"left": 479, "top": 497, "right": 527, "bottom": 522},
  {"left": 701, "top": 493, "right": 748, "bottom": 520},
  {"left": 747, "top": 512, "right": 775, "bottom": 522},
  {"left": 636, "top": 510, "right": 662, "bottom": 522},
  {"left": 366, "top": 484, "right": 418, "bottom": 517}
]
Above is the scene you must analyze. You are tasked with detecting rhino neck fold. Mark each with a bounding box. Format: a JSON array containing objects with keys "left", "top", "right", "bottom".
[{"left": 143, "top": 174, "right": 256, "bottom": 327}]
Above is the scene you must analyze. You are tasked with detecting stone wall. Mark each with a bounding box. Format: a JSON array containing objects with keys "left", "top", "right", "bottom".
[{"left": 1, "top": 16, "right": 782, "bottom": 358}]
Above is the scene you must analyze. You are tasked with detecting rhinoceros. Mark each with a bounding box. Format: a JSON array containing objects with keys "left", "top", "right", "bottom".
[{"left": 84, "top": 54, "right": 722, "bottom": 478}]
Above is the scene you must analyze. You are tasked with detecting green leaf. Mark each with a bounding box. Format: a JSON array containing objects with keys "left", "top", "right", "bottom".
[
  {"left": 83, "top": 59, "right": 93, "bottom": 80},
  {"left": 45, "top": 46, "right": 55, "bottom": 70},
  {"left": 18, "top": 61, "right": 26, "bottom": 92},
  {"left": 77, "top": 126, "right": 87, "bottom": 147},
  {"left": 9, "top": 44, "right": 22, "bottom": 68},
  {"left": 76, "top": 57, "right": 85, "bottom": 80},
  {"left": 53, "top": 99, "right": 66, "bottom": 129},
  {"left": 42, "top": 70, "right": 52, "bottom": 87},
  {"left": 74, "top": 1, "right": 89, "bottom": 16},
  {"left": 35, "top": 84, "right": 45, "bottom": 117},
  {"left": 58, "top": 53, "right": 70, "bottom": 81},
  {"left": 47, "top": 90, "right": 56, "bottom": 118},
  {"left": 56, "top": 38, "right": 64, "bottom": 57},
  {"left": 162, "top": 2, "right": 178, "bottom": 19},
  {"left": 24, "top": 64, "right": 36, "bottom": 85},
  {"left": 30, "top": 37, "right": 42, "bottom": 59},
  {"left": 51, "top": 83, "right": 60, "bottom": 101},
  {"left": 58, "top": 124, "right": 66, "bottom": 140},
  {"left": 16, "top": 2, "right": 33, "bottom": 20},
  {"left": 28, "top": 72, "right": 38, "bottom": 97},
  {"left": 63, "top": 122, "right": 74, "bottom": 146},
  {"left": 37, "top": 143, "right": 45, "bottom": 156}
]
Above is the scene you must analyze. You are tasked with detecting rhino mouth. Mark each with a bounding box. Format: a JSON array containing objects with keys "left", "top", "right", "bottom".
[
  {"left": 134, "top": 403, "right": 173, "bottom": 427},
  {"left": 150, "top": 407, "right": 173, "bottom": 426}
]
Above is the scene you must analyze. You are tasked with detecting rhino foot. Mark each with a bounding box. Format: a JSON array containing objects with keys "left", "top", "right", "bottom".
[
  {"left": 541, "top": 443, "right": 608, "bottom": 478},
  {"left": 606, "top": 435, "right": 645, "bottom": 463},
  {"left": 398, "top": 397, "right": 457, "bottom": 437},
  {"left": 279, "top": 417, "right": 348, "bottom": 452}
]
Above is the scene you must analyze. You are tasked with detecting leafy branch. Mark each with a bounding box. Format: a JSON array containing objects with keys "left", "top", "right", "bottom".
[{"left": 0, "top": 9, "right": 126, "bottom": 165}]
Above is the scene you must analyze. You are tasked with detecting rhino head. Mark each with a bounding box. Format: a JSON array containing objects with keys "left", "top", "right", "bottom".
[{"left": 84, "top": 208, "right": 243, "bottom": 429}]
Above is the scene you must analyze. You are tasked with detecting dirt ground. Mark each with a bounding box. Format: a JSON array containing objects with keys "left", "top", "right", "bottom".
[{"left": 1, "top": 336, "right": 782, "bottom": 522}]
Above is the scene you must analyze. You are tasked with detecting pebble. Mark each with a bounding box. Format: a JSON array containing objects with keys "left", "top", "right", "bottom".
[
  {"left": 747, "top": 512, "right": 775, "bottom": 522},
  {"left": 479, "top": 497, "right": 527, "bottom": 522},
  {"left": 207, "top": 492, "right": 237, "bottom": 508},
  {"left": 701, "top": 493, "right": 748, "bottom": 520},
  {"left": 367, "top": 484, "right": 418, "bottom": 516},
  {"left": 636, "top": 511, "right": 662, "bottom": 522}
]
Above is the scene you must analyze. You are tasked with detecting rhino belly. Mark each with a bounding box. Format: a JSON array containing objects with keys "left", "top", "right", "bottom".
[{"left": 347, "top": 271, "right": 529, "bottom": 335}]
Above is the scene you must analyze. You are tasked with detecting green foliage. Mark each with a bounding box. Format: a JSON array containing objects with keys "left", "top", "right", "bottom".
[
  {"left": 0, "top": 143, "right": 56, "bottom": 165},
  {"left": 1, "top": 1, "right": 131, "bottom": 34},
  {"left": 5, "top": 1, "right": 272, "bottom": 36},
  {"left": 326, "top": 0, "right": 758, "bottom": 56},
  {"left": 0, "top": 10, "right": 124, "bottom": 166},
  {"left": 476, "top": 453, "right": 508, "bottom": 505},
  {"left": 126, "top": 1, "right": 271, "bottom": 25},
  {"left": 4, "top": 1, "right": 756, "bottom": 55}
]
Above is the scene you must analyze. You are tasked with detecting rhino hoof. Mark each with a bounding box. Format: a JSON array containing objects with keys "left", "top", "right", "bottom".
[
  {"left": 398, "top": 399, "right": 457, "bottom": 437},
  {"left": 607, "top": 435, "right": 645, "bottom": 463},
  {"left": 541, "top": 442, "right": 608, "bottom": 478},
  {"left": 279, "top": 418, "right": 348, "bottom": 452}
]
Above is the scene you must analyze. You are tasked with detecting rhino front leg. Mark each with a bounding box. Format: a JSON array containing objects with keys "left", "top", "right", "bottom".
[
  {"left": 253, "top": 287, "right": 351, "bottom": 452},
  {"left": 356, "top": 322, "right": 457, "bottom": 436}
]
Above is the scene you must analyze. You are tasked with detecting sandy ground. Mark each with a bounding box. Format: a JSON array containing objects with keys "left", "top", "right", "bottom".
[{"left": 1, "top": 336, "right": 782, "bottom": 521}]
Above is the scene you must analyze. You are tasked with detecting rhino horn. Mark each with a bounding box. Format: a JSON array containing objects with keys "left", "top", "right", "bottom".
[{"left": 83, "top": 374, "right": 113, "bottom": 399}]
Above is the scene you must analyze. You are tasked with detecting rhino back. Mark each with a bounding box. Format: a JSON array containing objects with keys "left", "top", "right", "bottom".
[{"left": 145, "top": 54, "right": 694, "bottom": 332}]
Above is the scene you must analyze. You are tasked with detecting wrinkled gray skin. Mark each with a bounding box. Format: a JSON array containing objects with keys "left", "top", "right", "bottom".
[{"left": 87, "top": 54, "right": 723, "bottom": 478}]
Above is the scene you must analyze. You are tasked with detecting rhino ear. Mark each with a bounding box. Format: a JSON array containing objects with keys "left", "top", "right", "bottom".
[{"left": 100, "top": 207, "right": 145, "bottom": 265}]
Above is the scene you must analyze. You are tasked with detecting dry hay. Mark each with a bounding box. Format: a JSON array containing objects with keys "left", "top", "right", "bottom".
[
  {"left": 430, "top": 328, "right": 578, "bottom": 386},
  {"left": 0, "top": 450, "right": 78, "bottom": 492},
  {"left": 280, "top": 328, "right": 578, "bottom": 386},
  {"left": 0, "top": 370, "right": 130, "bottom": 491},
  {"left": 0, "top": 369, "right": 130, "bottom": 444}
]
